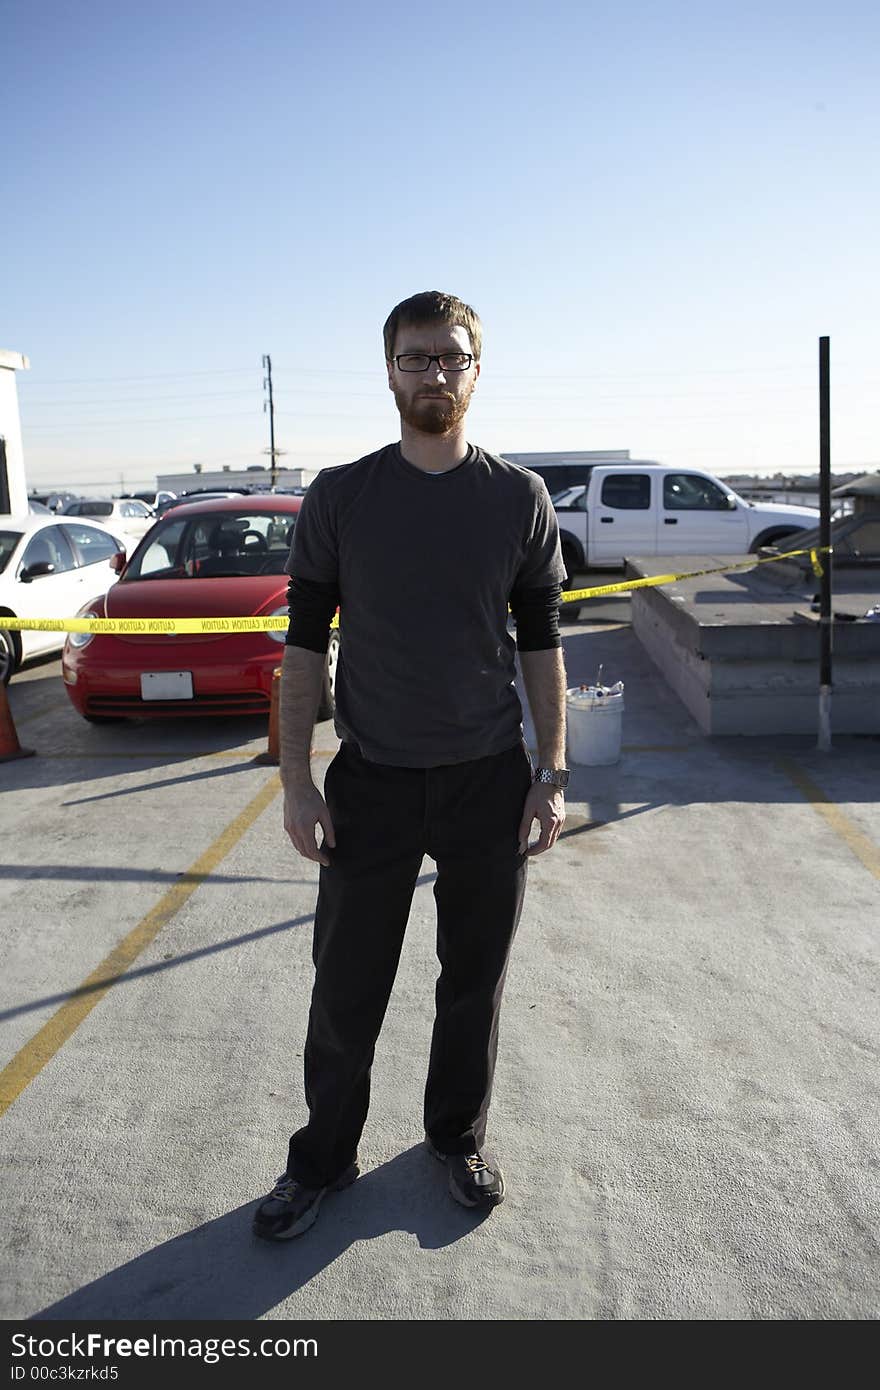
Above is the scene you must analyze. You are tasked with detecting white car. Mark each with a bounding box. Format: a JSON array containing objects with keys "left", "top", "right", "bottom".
[
  {"left": 549, "top": 485, "right": 587, "bottom": 509},
  {"left": 0, "top": 514, "right": 129, "bottom": 683},
  {"left": 63, "top": 496, "right": 156, "bottom": 541}
]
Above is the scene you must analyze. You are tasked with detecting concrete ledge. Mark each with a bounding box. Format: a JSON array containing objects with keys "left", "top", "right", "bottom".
[{"left": 626, "top": 554, "right": 880, "bottom": 735}]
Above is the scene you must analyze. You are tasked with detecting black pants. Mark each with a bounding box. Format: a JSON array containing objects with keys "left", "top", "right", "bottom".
[{"left": 286, "top": 738, "right": 533, "bottom": 1187}]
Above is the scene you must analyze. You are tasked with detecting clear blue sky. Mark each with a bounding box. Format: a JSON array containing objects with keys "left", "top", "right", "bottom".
[{"left": 5, "top": 0, "right": 878, "bottom": 492}]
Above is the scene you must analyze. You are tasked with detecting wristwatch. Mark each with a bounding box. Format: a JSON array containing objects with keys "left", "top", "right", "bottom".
[{"left": 534, "top": 767, "right": 570, "bottom": 788}]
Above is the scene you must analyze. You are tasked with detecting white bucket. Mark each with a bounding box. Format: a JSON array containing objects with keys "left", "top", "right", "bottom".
[{"left": 566, "top": 682, "right": 625, "bottom": 766}]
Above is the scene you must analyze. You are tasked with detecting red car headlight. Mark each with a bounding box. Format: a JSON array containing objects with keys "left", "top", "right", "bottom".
[
  {"left": 67, "top": 610, "right": 101, "bottom": 649},
  {"left": 267, "top": 606, "right": 289, "bottom": 644}
]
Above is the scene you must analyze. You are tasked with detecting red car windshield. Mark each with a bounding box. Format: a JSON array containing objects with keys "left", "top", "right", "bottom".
[{"left": 124, "top": 511, "right": 297, "bottom": 581}]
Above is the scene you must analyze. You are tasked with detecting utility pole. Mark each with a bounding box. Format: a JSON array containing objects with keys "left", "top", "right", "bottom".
[
  {"left": 816, "top": 336, "right": 833, "bottom": 752},
  {"left": 262, "top": 354, "right": 285, "bottom": 489}
]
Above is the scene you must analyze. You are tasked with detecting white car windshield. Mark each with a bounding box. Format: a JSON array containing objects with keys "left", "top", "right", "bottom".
[
  {"left": 125, "top": 512, "right": 297, "bottom": 580},
  {"left": 75, "top": 502, "right": 114, "bottom": 517}
]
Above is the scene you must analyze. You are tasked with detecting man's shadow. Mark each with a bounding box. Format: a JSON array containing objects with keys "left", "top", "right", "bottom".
[{"left": 32, "top": 1148, "right": 491, "bottom": 1321}]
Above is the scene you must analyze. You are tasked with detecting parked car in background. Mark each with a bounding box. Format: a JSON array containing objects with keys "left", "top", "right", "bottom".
[
  {"left": 547, "top": 485, "right": 586, "bottom": 508},
  {"left": 552, "top": 464, "right": 821, "bottom": 575},
  {"left": 62, "top": 497, "right": 156, "bottom": 542},
  {"left": 159, "top": 490, "right": 251, "bottom": 513},
  {"left": 120, "top": 489, "right": 178, "bottom": 515},
  {"left": 28, "top": 491, "right": 81, "bottom": 513},
  {"left": 61, "top": 494, "right": 338, "bottom": 723},
  {"left": 0, "top": 514, "right": 129, "bottom": 683}
]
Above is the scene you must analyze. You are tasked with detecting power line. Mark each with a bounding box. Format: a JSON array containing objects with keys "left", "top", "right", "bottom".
[
  {"left": 20, "top": 356, "right": 857, "bottom": 391},
  {"left": 24, "top": 410, "right": 258, "bottom": 433},
  {"left": 26, "top": 376, "right": 857, "bottom": 413},
  {"left": 21, "top": 389, "right": 261, "bottom": 407},
  {"left": 21, "top": 366, "right": 257, "bottom": 387}
]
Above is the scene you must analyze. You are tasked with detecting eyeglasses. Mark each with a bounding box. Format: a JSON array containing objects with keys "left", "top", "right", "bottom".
[{"left": 392, "top": 353, "right": 474, "bottom": 372}]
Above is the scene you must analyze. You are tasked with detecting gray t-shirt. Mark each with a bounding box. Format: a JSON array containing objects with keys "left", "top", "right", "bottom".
[{"left": 286, "top": 442, "right": 565, "bottom": 767}]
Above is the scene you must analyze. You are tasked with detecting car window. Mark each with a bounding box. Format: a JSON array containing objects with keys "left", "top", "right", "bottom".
[
  {"left": 663, "top": 474, "right": 731, "bottom": 511},
  {"left": 75, "top": 501, "right": 113, "bottom": 518},
  {"left": 129, "top": 518, "right": 188, "bottom": 577},
  {"left": 61, "top": 522, "right": 122, "bottom": 567},
  {"left": 600, "top": 474, "right": 651, "bottom": 510},
  {"left": 122, "top": 500, "right": 151, "bottom": 517},
  {"left": 552, "top": 486, "right": 587, "bottom": 511},
  {"left": 20, "top": 525, "right": 77, "bottom": 575},
  {"left": 0, "top": 531, "right": 24, "bottom": 575},
  {"left": 125, "top": 511, "right": 297, "bottom": 579}
]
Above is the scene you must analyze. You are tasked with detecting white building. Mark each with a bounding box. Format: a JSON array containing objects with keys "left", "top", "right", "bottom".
[
  {"left": 156, "top": 464, "right": 319, "bottom": 495},
  {"left": 0, "top": 349, "right": 30, "bottom": 516}
]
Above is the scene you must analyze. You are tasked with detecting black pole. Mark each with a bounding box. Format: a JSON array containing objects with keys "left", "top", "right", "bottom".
[{"left": 816, "top": 336, "right": 832, "bottom": 750}]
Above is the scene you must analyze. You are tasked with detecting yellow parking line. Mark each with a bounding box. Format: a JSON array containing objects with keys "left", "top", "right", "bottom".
[
  {"left": 0, "top": 774, "right": 282, "bottom": 1118},
  {"left": 777, "top": 758, "right": 880, "bottom": 880}
]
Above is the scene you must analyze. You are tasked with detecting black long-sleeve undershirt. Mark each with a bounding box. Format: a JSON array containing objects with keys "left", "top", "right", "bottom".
[{"left": 284, "top": 576, "right": 562, "bottom": 654}]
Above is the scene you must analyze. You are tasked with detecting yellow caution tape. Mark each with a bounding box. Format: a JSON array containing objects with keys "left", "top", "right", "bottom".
[
  {"left": 1, "top": 549, "right": 831, "bottom": 632},
  {"left": 0, "top": 614, "right": 292, "bottom": 635},
  {"left": 559, "top": 545, "right": 832, "bottom": 602}
]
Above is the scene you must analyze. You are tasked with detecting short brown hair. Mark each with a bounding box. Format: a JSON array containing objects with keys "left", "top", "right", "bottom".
[{"left": 383, "top": 290, "right": 483, "bottom": 362}]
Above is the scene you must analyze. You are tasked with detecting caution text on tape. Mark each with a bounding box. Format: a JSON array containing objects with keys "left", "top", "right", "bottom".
[
  {"left": 0, "top": 614, "right": 292, "bottom": 635},
  {"left": 1, "top": 549, "right": 830, "bottom": 632}
]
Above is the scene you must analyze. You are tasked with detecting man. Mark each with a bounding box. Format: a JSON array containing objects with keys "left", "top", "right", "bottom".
[{"left": 253, "top": 290, "right": 569, "bottom": 1241}]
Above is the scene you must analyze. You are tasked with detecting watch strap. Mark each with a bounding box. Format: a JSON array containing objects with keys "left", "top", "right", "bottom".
[{"left": 534, "top": 766, "right": 570, "bottom": 788}]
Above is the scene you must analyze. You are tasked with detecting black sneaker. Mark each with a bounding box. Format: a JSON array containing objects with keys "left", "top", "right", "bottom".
[
  {"left": 252, "top": 1163, "right": 359, "bottom": 1241},
  {"left": 425, "top": 1137, "right": 505, "bottom": 1208}
]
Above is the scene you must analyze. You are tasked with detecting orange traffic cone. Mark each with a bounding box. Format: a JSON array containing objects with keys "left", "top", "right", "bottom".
[
  {"left": 0, "top": 682, "right": 35, "bottom": 762},
  {"left": 254, "top": 666, "right": 282, "bottom": 766}
]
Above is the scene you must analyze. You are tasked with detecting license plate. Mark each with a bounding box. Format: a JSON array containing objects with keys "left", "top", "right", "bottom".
[{"left": 140, "top": 671, "right": 194, "bottom": 700}]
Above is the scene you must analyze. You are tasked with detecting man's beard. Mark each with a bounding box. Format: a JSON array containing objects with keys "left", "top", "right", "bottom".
[{"left": 393, "top": 382, "right": 475, "bottom": 436}]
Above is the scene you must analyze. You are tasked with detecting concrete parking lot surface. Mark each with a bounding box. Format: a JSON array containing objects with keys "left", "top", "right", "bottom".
[{"left": 1, "top": 609, "right": 878, "bottom": 1321}]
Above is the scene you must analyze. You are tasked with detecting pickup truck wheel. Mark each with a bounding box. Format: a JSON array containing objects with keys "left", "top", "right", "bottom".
[
  {"left": 316, "top": 628, "right": 339, "bottom": 722},
  {"left": 748, "top": 527, "right": 805, "bottom": 554}
]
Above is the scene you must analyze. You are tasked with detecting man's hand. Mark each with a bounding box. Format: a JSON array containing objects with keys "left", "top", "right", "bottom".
[
  {"left": 283, "top": 781, "right": 336, "bottom": 867},
  {"left": 518, "top": 783, "right": 565, "bottom": 856}
]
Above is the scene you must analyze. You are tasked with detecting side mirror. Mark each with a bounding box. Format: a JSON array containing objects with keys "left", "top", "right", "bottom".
[
  {"left": 20, "top": 561, "right": 56, "bottom": 582},
  {"left": 727, "top": 495, "right": 738, "bottom": 510},
  {"left": 109, "top": 550, "right": 127, "bottom": 574}
]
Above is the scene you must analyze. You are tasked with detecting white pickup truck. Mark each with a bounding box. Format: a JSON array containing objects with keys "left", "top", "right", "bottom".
[{"left": 550, "top": 463, "right": 820, "bottom": 586}]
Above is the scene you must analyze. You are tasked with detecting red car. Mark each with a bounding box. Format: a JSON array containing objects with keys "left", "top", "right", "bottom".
[{"left": 62, "top": 495, "right": 338, "bottom": 723}]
